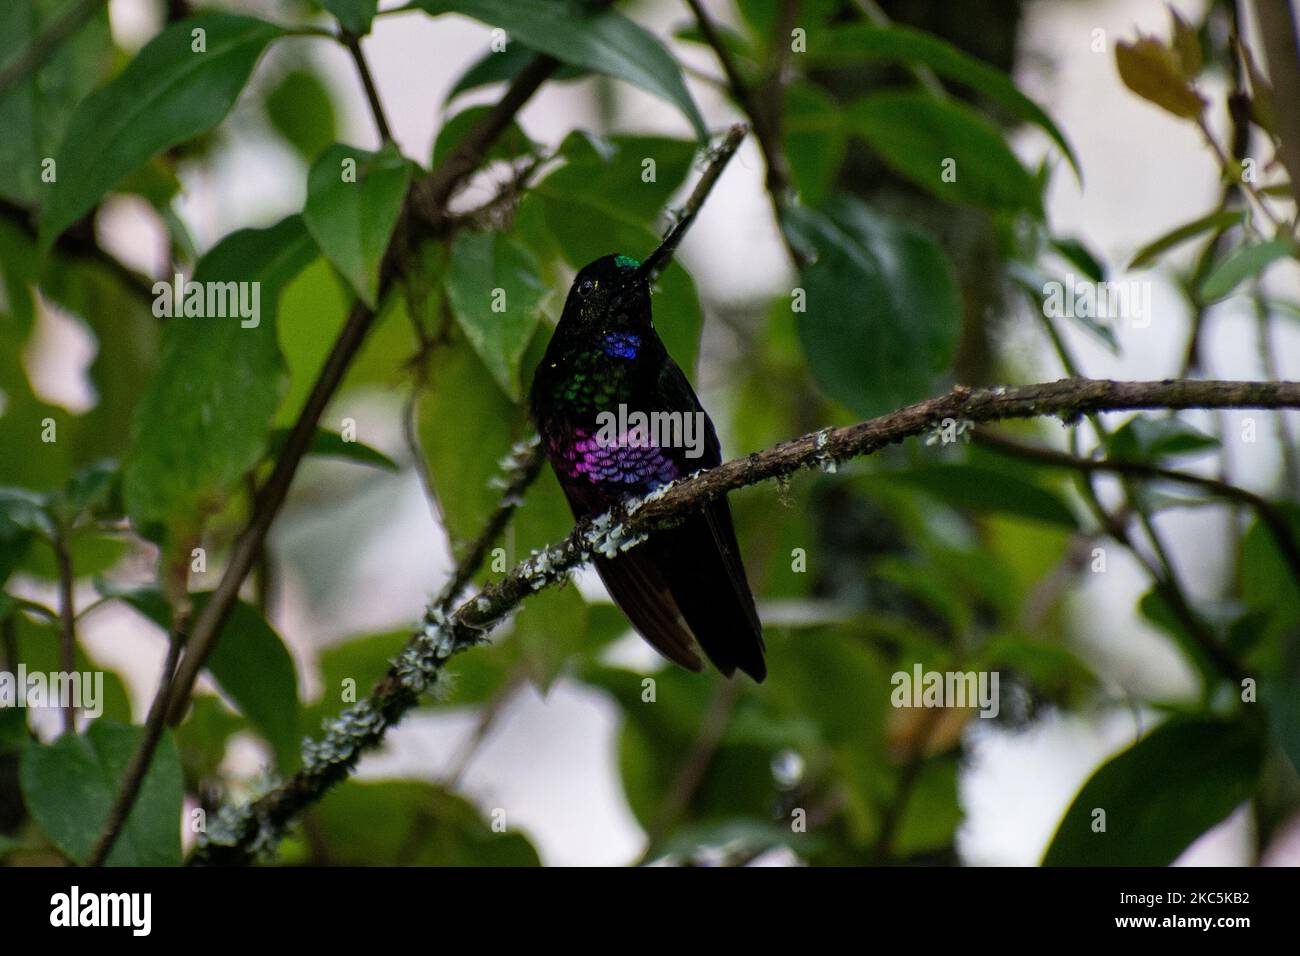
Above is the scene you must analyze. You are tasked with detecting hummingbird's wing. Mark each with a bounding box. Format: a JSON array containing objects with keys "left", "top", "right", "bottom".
[
  {"left": 555, "top": 476, "right": 704, "bottom": 673},
  {"left": 650, "top": 360, "right": 766, "bottom": 682},
  {"left": 538, "top": 356, "right": 766, "bottom": 681}
]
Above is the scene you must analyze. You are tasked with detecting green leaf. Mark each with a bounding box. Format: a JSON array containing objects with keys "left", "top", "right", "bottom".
[
  {"left": 1168, "top": 8, "right": 1202, "bottom": 78},
  {"left": 445, "top": 42, "right": 586, "bottom": 100},
  {"left": 268, "top": 426, "right": 399, "bottom": 471},
  {"left": 0, "top": 219, "right": 40, "bottom": 332},
  {"left": 0, "top": 499, "right": 34, "bottom": 586},
  {"left": 1138, "top": 589, "right": 1226, "bottom": 692},
  {"left": 1263, "top": 676, "right": 1300, "bottom": 774},
  {"left": 317, "top": 0, "right": 379, "bottom": 36},
  {"left": 309, "top": 628, "right": 409, "bottom": 724},
  {"left": 112, "top": 587, "right": 301, "bottom": 771},
  {"left": 264, "top": 69, "right": 338, "bottom": 162},
  {"left": 123, "top": 215, "right": 317, "bottom": 544},
  {"left": 581, "top": 664, "right": 775, "bottom": 833},
  {"left": 538, "top": 131, "right": 699, "bottom": 226},
  {"left": 889, "top": 464, "right": 1078, "bottom": 528},
  {"left": 19, "top": 720, "right": 183, "bottom": 866},
  {"left": 5, "top": 613, "right": 133, "bottom": 722},
  {"left": 1106, "top": 415, "right": 1219, "bottom": 463},
  {"left": 0, "top": 0, "right": 112, "bottom": 206},
  {"left": 895, "top": 757, "right": 962, "bottom": 856},
  {"left": 1200, "top": 236, "right": 1296, "bottom": 302},
  {"left": 303, "top": 143, "right": 413, "bottom": 308},
  {"left": 37, "top": 258, "right": 163, "bottom": 468},
  {"left": 1128, "top": 209, "right": 1242, "bottom": 270},
  {"left": 18, "top": 534, "right": 128, "bottom": 582},
  {"left": 414, "top": 0, "right": 707, "bottom": 139},
  {"left": 431, "top": 104, "right": 535, "bottom": 168},
  {"left": 446, "top": 231, "right": 545, "bottom": 399},
  {"left": 509, "top": 586, "right": 590, "bottom": 690},
  {"left": 1042, "top": 717, "right": 1264, "bottom": 865},
  {"left": 40, "top": 13, "right": 285, "bottom": 244},
  {"left": 1240, "top": 507, "right": 1300, "bottom": 638},
  {"left": 783, "top": 198, "right": 962, "bottom": 418},
  {"left": 1050, "top": 237, "right": 1105, "bottom": 282},
  {"left": 284, "top": 779, "right": 540, "bottom": 864},
  {"left": 417, "top": 337, "right": 526, "bottom": 543},
  {"left": 845, "top": 92, "right": 1042, "bottom": 215},
  {"left": 175, "top": 695, "right": 246, "bottom": 783},
  {"left": 1115, "top": 37, "right": 1205, "bottom": 120},
  {"left": 784, "top": 83, "right": 844, "bottom": 207},
  {"left": 804, "top": 23, "right": 1080, "bottom": 178},
  {"left": 203, "top": 597, "right": 301, "bottom": 771}
]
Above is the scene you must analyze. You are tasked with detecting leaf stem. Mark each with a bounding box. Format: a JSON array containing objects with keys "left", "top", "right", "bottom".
[{"left": 52, "top": 532, "right": 77, "bottom": 736}]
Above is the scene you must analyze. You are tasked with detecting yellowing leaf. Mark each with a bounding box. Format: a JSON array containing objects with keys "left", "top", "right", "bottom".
[{"left": 1115, "top": 37, "right": 1205, "bottom": 119}]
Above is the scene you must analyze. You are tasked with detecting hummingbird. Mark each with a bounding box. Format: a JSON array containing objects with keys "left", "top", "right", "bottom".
[{"left": 530, "top": 229, "right": 766, "bottom": 682}]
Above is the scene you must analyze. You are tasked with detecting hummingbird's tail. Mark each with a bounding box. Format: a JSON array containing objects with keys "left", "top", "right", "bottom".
[
  {"left": 659, "top": 500, "right": 766, "bottom": 682},
  {"left": 595, "top": 499, "right": 766, "bottom": 682}
]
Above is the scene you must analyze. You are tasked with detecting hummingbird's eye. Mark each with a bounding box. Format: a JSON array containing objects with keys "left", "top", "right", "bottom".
[{"left": 578, "top": 278, "right": 595, "bottom": 296}]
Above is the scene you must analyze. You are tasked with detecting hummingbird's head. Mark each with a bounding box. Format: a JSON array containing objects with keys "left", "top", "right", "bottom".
[{"left": 560, "top": 253, "right": 650, "bottom": 333}]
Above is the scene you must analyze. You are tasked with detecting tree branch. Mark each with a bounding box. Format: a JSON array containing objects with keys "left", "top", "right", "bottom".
[
  {"left": 192, "top": 376, "right": 1300, "bottom": 864},
  {"left": 974, "top": 426, "right": 1300, "bottom": 584},
  {"left": 0, "top": 198, "right": 155, "bottom": 305}
]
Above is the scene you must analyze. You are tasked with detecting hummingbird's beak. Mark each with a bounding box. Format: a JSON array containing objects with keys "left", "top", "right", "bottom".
[
  {"left": 632, "top": 123, "right": 749, "bottom": 287},
  {"left": 632, "top": 214, "right": 690, "bottom": 286}
]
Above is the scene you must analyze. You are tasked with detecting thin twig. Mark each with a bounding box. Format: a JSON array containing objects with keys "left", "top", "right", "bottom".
[
  {"left": 974, "top": 427, "right": 1300, "bottom": 584},
  {"left": 1195, "top": 115, "right": 1281, "bottom": 228},
  {"left": 0, "top": 198, "right": 155, "bottom": 305},
  {"left": 85, "top": 601, "right": 189, "bottom": 866},
  {"left": 873, "top": 702, "right": 946, "bottom": 862},
  {"left": 643, "top": 680, "right": 741, "bottom": 853},
  {"left": 412, "top": 55, "right": 562, "bottom": 225},
  {"left": 52, "top": 533, "right": 77, "bottom": 735},
  {"left": 683, "top": 0, "right": 807, "bottom": 267},
  {"left": 193, "top": 377, "right": 1300, "bottom": 864},
  {"left": 442, "top": 665, "right": 529, "bottom": 789},
  {"left": 343, "top": 33, "right": 394, "bottom": 144},
  {"left": 1032, "top": 308, "right": 1232, "bottom": 684}
]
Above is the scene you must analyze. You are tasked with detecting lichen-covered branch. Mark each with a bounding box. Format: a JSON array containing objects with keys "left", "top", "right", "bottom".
[{"left": 192, "top": 376, "right": 1300, "bottom": 865}]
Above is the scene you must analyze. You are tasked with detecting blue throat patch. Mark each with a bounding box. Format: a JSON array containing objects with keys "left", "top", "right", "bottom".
[{"left": 603, "top": 332, "right": 641, "bottom": 358}]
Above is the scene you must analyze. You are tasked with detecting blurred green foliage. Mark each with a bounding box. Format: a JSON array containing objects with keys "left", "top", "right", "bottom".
[{"left": 0, "top": 0, "right": 1297, "bottom": 869}]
